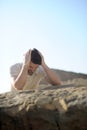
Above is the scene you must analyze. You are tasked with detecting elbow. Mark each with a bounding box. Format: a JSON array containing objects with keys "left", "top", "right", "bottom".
[
  {"left": 57, "top": 78, "right": 62, "bottom": 85},
  {"left": 12, "top": 83, "right": 23, "bottom": 90},
  {"left": 52, "top": 80, "right": 62, "bottom": 86},
  {"left": 58, "top": 80, "right": 62, "bottom": 85},
  {"left": 15, "top": 86, "right": 22, "bottom": 91}
]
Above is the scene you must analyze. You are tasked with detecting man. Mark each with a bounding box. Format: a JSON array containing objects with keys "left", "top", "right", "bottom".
[{"left": 10, "top": 48, "right": 61, "bottom": 92}]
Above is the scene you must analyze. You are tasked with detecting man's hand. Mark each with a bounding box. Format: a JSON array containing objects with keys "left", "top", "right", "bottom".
[{"left": 23, "top": 49, "right": 32, "bottom": 68}]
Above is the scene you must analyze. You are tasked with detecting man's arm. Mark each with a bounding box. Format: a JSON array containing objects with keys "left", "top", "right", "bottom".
[
  {"left": 10, "top": 50, "right": 31, "bottom": 90},
  {"left": 42, "top": 64, "right": 61, "bottom": 85},
  {"left": 11, "top": 64, "right": 28, "bottom": 90},
  {"left": 39, "top": 52, "right": 61, "bottom": 85}
]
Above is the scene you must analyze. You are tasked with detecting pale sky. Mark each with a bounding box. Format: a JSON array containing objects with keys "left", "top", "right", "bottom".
[{"left": 0, "top": 0, "right": 87, "bottom": 93}]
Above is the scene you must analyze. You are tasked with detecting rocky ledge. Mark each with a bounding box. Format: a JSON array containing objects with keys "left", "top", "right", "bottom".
[{"left": 0, "top": 84, "right": 87, "bottom": 130}]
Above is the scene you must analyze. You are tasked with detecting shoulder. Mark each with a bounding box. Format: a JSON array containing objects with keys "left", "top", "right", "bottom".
[
  {"left": 10, "top": 63, "right": 22, "bottom": 71},
  {"left": 10, "top": 63, "right": 22, "bottom": 77}
]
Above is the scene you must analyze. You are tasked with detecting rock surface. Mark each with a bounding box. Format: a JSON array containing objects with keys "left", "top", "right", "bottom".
[{"left": 0, "top": 83, "right": 87, "bottom": 130}]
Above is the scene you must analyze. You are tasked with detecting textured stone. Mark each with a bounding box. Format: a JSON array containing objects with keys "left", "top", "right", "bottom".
[{"left": 0, "top": 83, "right": 87, "bottom": 130}]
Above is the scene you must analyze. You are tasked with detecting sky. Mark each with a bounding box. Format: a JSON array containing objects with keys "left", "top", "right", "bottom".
[{"left": 0, "top": 0, "right": 87, "bottom": 93}]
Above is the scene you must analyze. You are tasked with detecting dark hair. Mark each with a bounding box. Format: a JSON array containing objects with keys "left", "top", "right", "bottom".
[{"left": 31, "top": 48, "right": 41, "bottom": 65}]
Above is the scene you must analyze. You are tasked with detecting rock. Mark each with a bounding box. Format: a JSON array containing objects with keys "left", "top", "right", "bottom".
[{"left": 0, "top": 84, "right": 87, "bottom": 130}]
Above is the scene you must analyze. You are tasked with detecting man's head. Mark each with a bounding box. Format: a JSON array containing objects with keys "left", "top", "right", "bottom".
[
  {"left": 31, "top": 48, "right": 41, "bottom": 65},
  {"left": 28, "top": 48, "right": 42, "bottom": 75}
]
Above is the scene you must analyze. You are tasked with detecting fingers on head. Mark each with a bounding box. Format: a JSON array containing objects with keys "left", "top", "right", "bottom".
[{"left": 28, "top": 49, "right": 32, "bottom": 54}]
